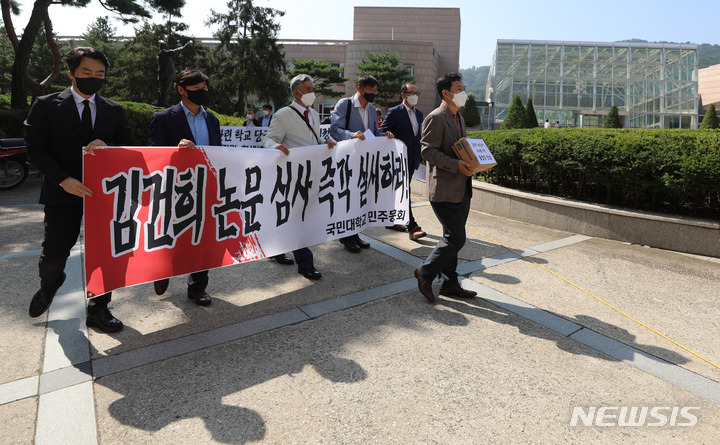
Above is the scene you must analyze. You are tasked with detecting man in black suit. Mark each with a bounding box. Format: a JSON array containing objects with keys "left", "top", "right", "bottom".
[
  {"left": 25, "top": 47, "right": 132, "bottom": 332},
  {"left": 379, "top": 83, "right": 427, "bottom": 241},
  {"left": 147, "top": 69, "right": 221, "bottom": 306}
]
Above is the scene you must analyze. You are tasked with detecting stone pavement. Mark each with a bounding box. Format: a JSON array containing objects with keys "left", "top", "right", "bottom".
[{"left": 1, "top": 176, "right": 720, "bottom": 444}]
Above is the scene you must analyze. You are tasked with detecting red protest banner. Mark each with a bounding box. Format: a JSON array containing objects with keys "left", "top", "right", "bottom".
[{"left": 83, "top": 146, "right": 262, "bottom": 298}]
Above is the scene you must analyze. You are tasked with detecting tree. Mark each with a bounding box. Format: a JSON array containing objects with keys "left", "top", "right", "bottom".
[
  {"left": 356, "top": 49, "right": 413, "bottom": 111},
  {"left": 1, "top": 24, "right": 62, "bottom": 97},
  {"left": 604, "top": 105, "right": 622, "bottom": 128},
  {"left": 286, "top": 58, "right": 347, "bottom": 98},
  {"left": 459, "top": 65, "right": 490, "bottom": 99},
  {"left": 501, "top": 94, "right": 526, "bottom": 129},
  {"left": 524, "top": 97, "right": 539, "bottom": 128},
  {"left": 1, "top": 0, "right": 184, "bottom": 109},
  {"left": 79, "top": 16, "right": 118, "bottom": 62},
  {"left": 206, "top": 0, "right": 287, "bottom": 115},
  {"left": 699, "top": 103, "right": 719, "bottom": 129},
  {"left": 461, "top": 93, "right": 481, "bottom": 128}
]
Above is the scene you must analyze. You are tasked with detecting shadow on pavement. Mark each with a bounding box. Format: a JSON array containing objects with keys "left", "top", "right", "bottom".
[
  {"left": 442, "top": 297, "right": 690, "bottom": 365},
  {"left": 92, "top": 296, "right": 468, "bottom": 443}
]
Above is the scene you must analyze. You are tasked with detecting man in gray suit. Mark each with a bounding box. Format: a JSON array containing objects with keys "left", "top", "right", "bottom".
[
  {"left": 263, "top": 74, "right": 336, "bottom": 280},
  {"left": 414, "top": 72, "right": 478, "bottom": 303},
  {"left": 329, "top": 75, "right": 393, "bottom": 253}
]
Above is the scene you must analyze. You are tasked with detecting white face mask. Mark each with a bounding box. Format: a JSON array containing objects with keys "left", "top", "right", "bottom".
[
  {"left": 246, "top": 114, "right": 253, "bottom": 120},
  {"left": 406, "top": 94, "right": 418, "bottom": 106},
  {"left": 300, "top": 92, "right": 316, "bottom": 107},
  {"left": 450, "top": 91, "right": 467, "bottom": 108},
  {"left": 263, "top": 110, "right": 270, "bottom": 117}
]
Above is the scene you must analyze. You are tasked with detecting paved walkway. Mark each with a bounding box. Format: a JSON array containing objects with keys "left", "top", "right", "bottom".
[{"left": 1, "top": 176, "right": 720, "bottom": 444}]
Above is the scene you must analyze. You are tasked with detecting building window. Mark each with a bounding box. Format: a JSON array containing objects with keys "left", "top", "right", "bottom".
[
  {"left": 330, "top": 63, "right": 345, "bottom": 78},
  {"left": 405, "top": 64, "right": 414, "bottom": 76}
]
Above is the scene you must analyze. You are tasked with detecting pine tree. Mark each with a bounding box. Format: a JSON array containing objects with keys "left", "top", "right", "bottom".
[
  {"left": 700, "top": 103, "right": 719, "bottom": 129},
  {"left": 286, "top": 59, "right": 347, "bottom": 98},
  {"left": 501, "top": 94, "right": 526, "bottom": 130},
  {"left": 603, "top": 105, "right": 622, "bottom": 128},
  {"left": 356, "top": 49, "right": 413, "bottom": 110},
  {"left": 461, "top": 94, "right": 481, "bottom": 128},
  {"left": 4, "top": 0, "right": 184, "bottom": 109},
  {"left": 207, "top": 0, "right": 288, "bottom": 114},
  {"left": 524, "top": 97, "right": 539, "bottom": 128}
]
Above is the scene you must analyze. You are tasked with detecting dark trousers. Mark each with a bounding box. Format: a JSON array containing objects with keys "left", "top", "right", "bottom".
[
  {"left": 407, "top": 165, "right": 418, "bottom": 230},
  {"left": 188, "top": 270, "right": 209, "bottom": 293},
  {"left": 40, "top": 205, "right": 110, "bottom": 313},
  {"left": 418, "top": 186, "right": 471, "bottom": 288},
  {"left": 292, "top": 247, "right": 314, "bottom": 270}
]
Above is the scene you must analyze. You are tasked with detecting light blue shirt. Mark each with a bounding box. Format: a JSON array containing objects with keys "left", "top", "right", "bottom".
[{"left": 180, "top": 101, "right": 210, "bottom": 145}]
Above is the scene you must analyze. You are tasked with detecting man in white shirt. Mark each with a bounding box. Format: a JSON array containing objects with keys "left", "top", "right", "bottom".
[
  {"left": 263, "top": 74, "right": 336, "bottom": 280},
  {"left": 329, "top": 75, "right": 394, "bottom": 253}
]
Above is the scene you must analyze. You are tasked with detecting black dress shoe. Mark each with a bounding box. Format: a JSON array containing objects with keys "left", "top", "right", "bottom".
[
  {"left": 354, "top": 234, "right": 370, "bottom": 249},
  {"left": 439, "top": 284, "right": 477, "bottom": 298},
  {"left": 414, "top": 269, "right": 435, "bottom": 303},
  {"left": 188, "top": 290, "right": 212, "bottom": 306},
  {"left": 298, "top": 266, "right": 322, "bottom": 280},
  {"left": 273, "top": 253, "right": 294, "bottom": 265},
  {"left": 154, "top": 278, "right": 169, "bottom": 295},
  {"left": 339, "top": 237, "right": 361, "bottom": 253},
  {"left": 29, "top": 272, "right": 66, "bottom": 318},
  {"left": 86, "top": 308, "right": 124, "bottom": 333}
]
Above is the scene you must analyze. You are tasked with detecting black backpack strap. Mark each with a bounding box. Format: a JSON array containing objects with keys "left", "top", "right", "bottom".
[
  {"left": 288, "top": 106, "right": 320, "bottom": 144},
  {"left": 345, "top": 97, "right": 352, "bottom": 130}
]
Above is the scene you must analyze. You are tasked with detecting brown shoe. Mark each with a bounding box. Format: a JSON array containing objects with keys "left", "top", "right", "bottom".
[
  {"left": 154, "top": 278, "right": 170, "bottom": 296},
  {"left": 439, "top": 284, "right": 477, "bottom": 298},
  {"left": 414, "top": 269, "right": 435, "bottom": 303},
  {"left": 386, "top": 224, "right": 406, "bottom": 232},
  {"left": 408, "top": 226, "right": 427, "bottom": 241}
]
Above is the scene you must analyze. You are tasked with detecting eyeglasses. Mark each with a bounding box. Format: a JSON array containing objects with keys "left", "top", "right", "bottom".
[{"left": 405, "top": 91, "right": 420, "bottom": 96}]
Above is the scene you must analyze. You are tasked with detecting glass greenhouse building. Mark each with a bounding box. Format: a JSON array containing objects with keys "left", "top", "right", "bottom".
[{"left": 486, "top": 40, "right": 699, "bottom": 129}]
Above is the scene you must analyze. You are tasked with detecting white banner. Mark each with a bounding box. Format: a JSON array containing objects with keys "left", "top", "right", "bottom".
[{"left": 220, "top": 125, "right": 332, "bottom": 148}]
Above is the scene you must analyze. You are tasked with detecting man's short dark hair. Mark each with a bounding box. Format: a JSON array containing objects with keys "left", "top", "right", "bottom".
[
  {"left": 401, "top": 83, "right": 415, "bottom": 94},
  {"left": 356, "top": 75, "right": 379, "bottom": 88},
  {"left": 66, "top": 47, "right": 109, "bottom": 73},
  {"left": 436, "top": 72, "right": 463, "bottom": 98},
  {"left": 174, "top": 69, "right": 209, "bottom": 94},
  {"left": 262, "top": 104, "right": 272, "bottom": 111}
]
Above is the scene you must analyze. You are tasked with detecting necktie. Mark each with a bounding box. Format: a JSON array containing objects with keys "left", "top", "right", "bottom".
[
  {"left": 454, "top": 112, "right": 462, "bottom": 137},
  {"left": 81, "top": 100, "right": 93, "bottom": 139},
  {"left": 303, "top": 109, "right": 310, "bottom": 123},
  {"left": 408, "top": 108, "right": 419, "bottom": 135}
]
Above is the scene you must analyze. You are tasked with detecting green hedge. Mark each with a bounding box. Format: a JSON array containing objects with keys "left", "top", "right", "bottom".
[{"left": 467, "top": 128, "right": 720, "bottom": 218}]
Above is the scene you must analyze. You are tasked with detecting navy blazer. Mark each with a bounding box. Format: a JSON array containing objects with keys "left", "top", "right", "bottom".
[
  {"left": 379, "top": 103, "right": 424, "bottom": 171},
  {"left": 25, "top": 87, "right": 133, "bottom": 206},
  {"left": 148, "top": 103, "right": 222, "bottom": 147}
]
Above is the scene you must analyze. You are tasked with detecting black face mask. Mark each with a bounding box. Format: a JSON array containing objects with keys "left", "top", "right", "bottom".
[
  {"left": 363, "top": 92, "right": 377, "bottom": 103},
  {"left": 185, "top": 88, "right": 208, "bottom": 106},
  {"left": 74, "top": 77, "right": 105, "bottom": 96}
]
